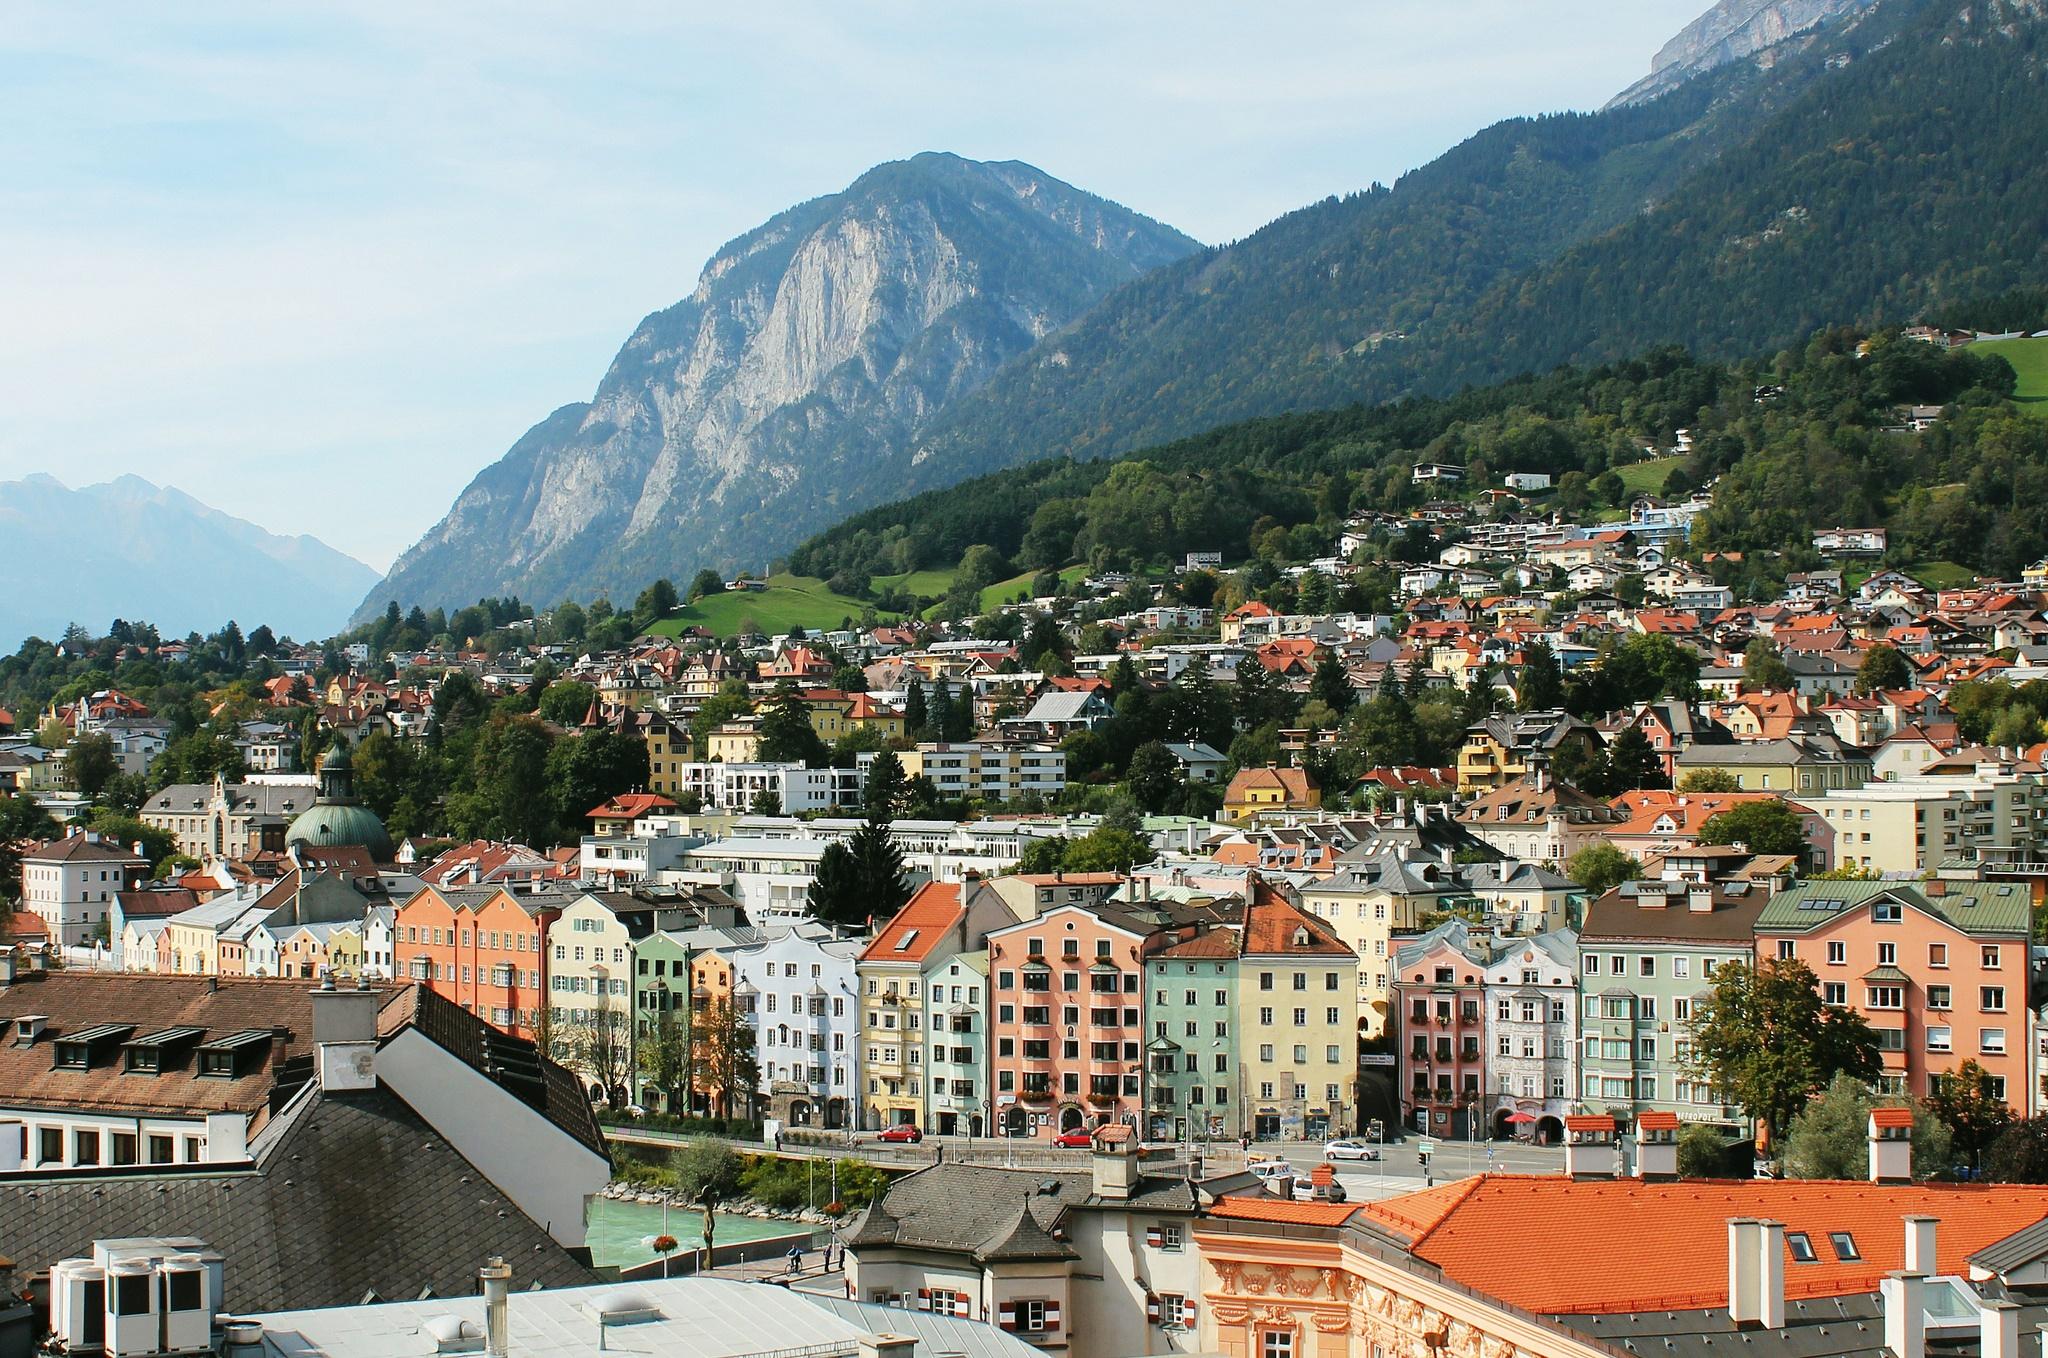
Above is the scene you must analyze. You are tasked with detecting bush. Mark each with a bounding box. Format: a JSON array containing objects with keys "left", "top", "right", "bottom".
[{"left": 1677, "top": 1123, "right": 1744, "bottom": 1178}]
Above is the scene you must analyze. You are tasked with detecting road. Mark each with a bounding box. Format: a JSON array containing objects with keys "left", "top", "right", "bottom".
[
  {"left": 1253, "top": 1136, "right": 1566, "bottom": 1202},
  {"left": 602, "top": 1122, "right": 1564, "bottom": 1196}
]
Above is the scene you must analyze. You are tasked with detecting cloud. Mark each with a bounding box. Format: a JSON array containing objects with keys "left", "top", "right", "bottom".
[{"left": 0, "top": 0, "right": 1705, "bottom": 569}]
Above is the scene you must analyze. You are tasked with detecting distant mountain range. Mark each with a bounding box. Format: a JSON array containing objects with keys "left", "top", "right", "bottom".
[
  {"left": 361, "top": 0, "right": 2048, "bottom": 620},
  {"left": 0, "top": 475, "right": 378, "bottom": 647},
  {"left": 357, "top": 154, "right": 1197, "bottom": 623}
]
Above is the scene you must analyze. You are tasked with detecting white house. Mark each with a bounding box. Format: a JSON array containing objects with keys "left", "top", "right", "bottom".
[
  {"left": 727, "top": 922, "right": 864, "bottom": 1125},
  {"left": 19, "top": 832, "right": 147, "bottom": 947}
]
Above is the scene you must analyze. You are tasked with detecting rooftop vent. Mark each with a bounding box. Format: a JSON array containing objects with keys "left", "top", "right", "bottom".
[
  {"left": 421, "top": 1314, "right": 485, "bottom": 1354},
  {"left": 13, "top": 1015, "right": 47, "bottom": 1046},
  {"left": 583, "top": 1287, "right": 663, "bottom": 1324}
]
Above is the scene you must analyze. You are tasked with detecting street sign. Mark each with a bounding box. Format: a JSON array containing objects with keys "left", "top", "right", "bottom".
[
  {"left": 1417, "top": 1139, "right": 1437, "bottom": 1156},
  {"left": 1358, "top": 1054, "right": 1397, "bottom": 1067}
]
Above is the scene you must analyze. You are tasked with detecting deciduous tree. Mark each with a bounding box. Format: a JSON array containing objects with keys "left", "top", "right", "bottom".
[{"left": 1688, "top": 958, "right": 1882, "bottom": 1153}]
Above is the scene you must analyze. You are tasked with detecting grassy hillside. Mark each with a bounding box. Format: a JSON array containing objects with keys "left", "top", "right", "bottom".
[
  {"left": 1972, "top": 337, "right": 2048, "bottom": 414},
  {"left": 644, "top": 574, "right": 887, "bottom": 638}
]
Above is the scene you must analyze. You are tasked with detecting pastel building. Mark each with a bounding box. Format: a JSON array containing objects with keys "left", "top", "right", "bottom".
[
  {"left": 1576, "top": 879, "right": 1771, "bottom": 1125},
  {"left": 1392, "top": 921, "right": 1491, "bottom": 1139},
  {"left": 925, "top": 950, "right": 990, "bottom": 1136},
  {"left": 1756, "top": 878, "right": 2034, "bottom": 1111},
  {"left": 729, "top": 922, "right": 863, "bottom": 1129},
  {"left": 987, "top": 902, "right": 1161, "bottom": 1139},
  {"left": 1480, "top": 929, "right": 1577, "bottom": 1142}
]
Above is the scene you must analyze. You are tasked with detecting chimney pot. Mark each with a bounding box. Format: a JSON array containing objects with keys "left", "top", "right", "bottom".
[
  {"left": 1904, "top": 1216, "right": 1937, "bottom": 1273},
  {"left": 480, "top": 1257, "right": 512, "bottom": 1358}
]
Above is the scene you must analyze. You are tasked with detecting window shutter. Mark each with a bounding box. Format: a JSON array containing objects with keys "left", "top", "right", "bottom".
[
  {"left": 1147, "top": 1296, "right": 1162, "bottom": 1323},
  {"left": 1146, "top": 1225, "right": 1164, "bottom": 1247},
  {"left": 997, "top": 1305, "right": 1016, "bottom": 1330},
  {"left": 1044, "top": 1302, "right": 1061, "bottom": 1332},
  {"left": 954, "top": 1295, "right": 970, "bottom": 1318},
  {"left": 917, "top": 1289, "right": 932, "bottom": 1311},
  {"left": 1183, "top": 1300, "right": 1198, "bottom": 1325}
]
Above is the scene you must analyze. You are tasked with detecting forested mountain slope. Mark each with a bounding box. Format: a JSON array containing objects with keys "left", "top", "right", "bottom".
[{"left": 896, "top": 0, "right": 2048, "bottom": 497}]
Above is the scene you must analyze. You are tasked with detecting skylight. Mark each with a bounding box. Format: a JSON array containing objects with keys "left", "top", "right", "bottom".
[
  {"left": 1786, "top": 1232, "right": 1817, "bottom": 1263},
  {"left": 893, "top": 929, "right": 919, "bottom": 952},
  {"left": 1828, "top": 1232, "right": 1860, "bottom": 1261}
]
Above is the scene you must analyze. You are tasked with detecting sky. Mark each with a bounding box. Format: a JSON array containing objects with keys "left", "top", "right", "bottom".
[{"left": 0, "top": 1, "right": 1708, "bottom": 572}]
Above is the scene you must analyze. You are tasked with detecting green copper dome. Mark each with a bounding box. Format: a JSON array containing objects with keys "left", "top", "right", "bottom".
[{"left": 287, "top": 744, "right": 393, "bottom": 861}]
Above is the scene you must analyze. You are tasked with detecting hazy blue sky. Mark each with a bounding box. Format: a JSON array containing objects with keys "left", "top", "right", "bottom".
[{"left": 0, "top": 2, "right": 1706, "bottom": 570}]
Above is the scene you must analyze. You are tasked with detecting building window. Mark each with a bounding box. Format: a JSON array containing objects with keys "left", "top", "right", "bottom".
[
  {"left": 1261, "top": 1332, "right": 1294, "bottom": 1358},
  {"left": 1983, "top": 946, "right": 2002, "bottom": 970},
  {"left": 1825, "top": 942, "right": 1845, "bottom": 965}
]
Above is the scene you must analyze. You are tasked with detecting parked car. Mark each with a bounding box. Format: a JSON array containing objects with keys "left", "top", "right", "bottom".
[
  {"left": 1051, "top": 1130, "right": 1094, "bottom": 1148},
  {"left": 875, "top": 1124, "right": 924, "bottom": 1144},
  {"left": 1322, "top": 1138, "right": 1380, "bottom": 1161},
  {"left": 1292, "top": 1173, "right": 1347, "bottom": 1203}
]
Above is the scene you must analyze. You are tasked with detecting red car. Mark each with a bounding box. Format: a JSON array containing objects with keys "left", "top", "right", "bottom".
[
  {"left": 1051, "top": 1130, "right": 1094, "bottom": 1148},
  {"left": 875, "top": 1124, "right": 924, "bottom": 1143}
]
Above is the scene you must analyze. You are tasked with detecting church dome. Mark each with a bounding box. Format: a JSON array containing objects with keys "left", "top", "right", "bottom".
[{"left": 287, "top": 744, "right": 393, "bottom": 861}]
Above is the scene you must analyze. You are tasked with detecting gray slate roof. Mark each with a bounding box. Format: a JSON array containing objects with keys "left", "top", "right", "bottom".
[{"left": 0, "top": 1084, "right": 597, "bottom": 1312}]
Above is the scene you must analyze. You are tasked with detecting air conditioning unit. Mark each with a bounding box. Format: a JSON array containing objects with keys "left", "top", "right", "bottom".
[{"left": 50, "top": 1259, "right": 106, "bottom": 1352}]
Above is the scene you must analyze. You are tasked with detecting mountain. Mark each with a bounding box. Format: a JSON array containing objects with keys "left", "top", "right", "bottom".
[
  {"left": 0, "top": 475, "right": 379, "bottom": 646},
  {"left": 360, "top": 154, "right": 1198, "bottom": 621},
  {"left": 1605, "top": 0, "right": 1878, "bottom": 107},
  {"left": 888, "top": 0, "right": 2048, "bottom": 506}
]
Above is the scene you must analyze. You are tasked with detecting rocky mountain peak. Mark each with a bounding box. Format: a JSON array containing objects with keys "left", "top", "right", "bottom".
[
  {"left": 360, "top": 154, "right": 1197, "bottom": 620},
  {"left": 1607, "top": 0, "right": 1879, "bottom": 107}
]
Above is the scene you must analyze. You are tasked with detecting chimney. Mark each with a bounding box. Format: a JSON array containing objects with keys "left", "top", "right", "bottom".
[
  {"left": 1091, "top": 1124, "right": 1140, "bottom": 1200},
  {"left": 480, "top": 1257, "right": 512, "bottom": 1358},
  {"left": 203, "top": 1110, "right": 249, "bottom": 1164},
  {"left": 1870, "top": 1108, "right": 1914, "bottom": 1183},
  {"left": 1634, "top": 1112, "right": 1679, "bottom": 1181},
  {"left": 310, "top": 973, "right": 379, "bottom": 1092},
  {"left": 1727, "top": 1219, "right": 1761, "bottom": 1326},
  {"left": 1978, "top": 1298, "right": 2020, "bottom": 1358},
  {"left": 1756, "top": 1220, "right": 1786, "bottom": 1329},
  {"left": 1563, "top": 1115, "right": 1618, "bottom": 1180},
  {"left": 1904, "top": 1215, "right": 1937, "bottom": 1274},
  {"left": 1883, "top": 1272, "right": 1928, "bottom": 1358},
  {"left": 1687, "top": 885, "right": 1716, "bottom": 913},
  {"left": 858, "top": 1335, "right": 917, "bottom": 1358}
]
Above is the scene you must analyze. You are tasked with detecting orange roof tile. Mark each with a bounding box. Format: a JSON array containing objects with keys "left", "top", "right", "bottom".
[
  {"left": 1358, "top": 1175, "right": 2048, "bottom": 1315},
  {"left": 1208, "top": 1196, "right": 1359, "bottom": 1226},
  {"left": 1636, "top": 1111, "right": 1680, "bottom": 1131},
  {"left": 858, "top": 881, "right": 964, "bottom": 961},
  {"left": 1870, "top": 1106, "right": 1914, "bottom": 1129}
]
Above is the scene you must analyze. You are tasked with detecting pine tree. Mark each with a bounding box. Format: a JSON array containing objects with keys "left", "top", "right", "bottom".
[
  {"left": 864, "top": 748, "right": 908, "bottom": 823},
  {"left": 927, "top": 680, "right": 952, "bottom": 742},
  {"left": 904, "top": 679, "right": 928, "bottom": 737},
  {"left": 1310, "top": 654, "right": 1355, "bottom": 714}
]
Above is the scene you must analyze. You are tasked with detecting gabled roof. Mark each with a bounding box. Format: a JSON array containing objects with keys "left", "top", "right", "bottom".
[{"left": 858, "top": 881, "right": 964, "bottom": 964}]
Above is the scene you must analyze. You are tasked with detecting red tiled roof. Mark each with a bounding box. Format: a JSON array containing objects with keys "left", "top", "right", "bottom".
[
  {"left": 1208, "top": 1196, "right": 1358, "bottom": 1226},
  {"left": 857, "top": 881, "right": 963, "bottom": 962},
  {"left": 1636, "top": 1111, "right": 1680, "bottom": 1131},
  {"left": 1564, "top": 1115, "right": 1615, "bottom": 1133},
  {"left": 587, "top": 792, "right": 678, "bottom": 820},
  {"left": 1871, "top": 1106, "right": 1914, "bottom": 1129},
  {"left": 1358, "top": 1175, "right": 2048, "bottom": 1315}
]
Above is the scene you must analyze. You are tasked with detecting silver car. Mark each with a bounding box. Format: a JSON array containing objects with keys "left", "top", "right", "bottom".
[{"left": 1322, "top": 1138, "right": 1380, "bottom": 1161}]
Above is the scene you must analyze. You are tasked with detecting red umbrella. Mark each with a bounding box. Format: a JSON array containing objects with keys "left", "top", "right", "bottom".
[{"left": 1503, "top": 1112, "right": 1537, "bottom": 1124}]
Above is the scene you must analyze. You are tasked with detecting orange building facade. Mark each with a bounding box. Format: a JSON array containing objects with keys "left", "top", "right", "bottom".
[
  {"left": 1755, "top": 880, "right": 2034, "bottom": 1112},
  {"left": 393, "top": 885, "right": 556, "bottom": 1039}
]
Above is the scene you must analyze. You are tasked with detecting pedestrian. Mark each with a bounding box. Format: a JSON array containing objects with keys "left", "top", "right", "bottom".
[{"left": 787, "top": 1244, "right": 802, "bottom": 1276}]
